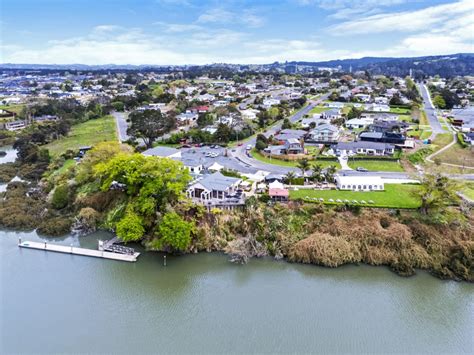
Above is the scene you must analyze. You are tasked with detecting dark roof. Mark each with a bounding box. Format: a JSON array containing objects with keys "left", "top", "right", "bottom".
[
  {"left": 195, "top": 172, "right": 240, "bottom": 191},
  {"left": 334, "top": 141, "right": 394, "bottom": 150}
]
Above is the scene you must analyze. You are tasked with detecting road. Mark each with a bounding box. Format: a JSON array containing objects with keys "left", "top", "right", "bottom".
[
  {"left": 418, "top": 83, "right": 444, "bottom": 139},
  {"left": 113, "top": 111, "right": 130, "bottom": 142},
  {"left": 229, "top": 94, "right": 329, "bottom": 174}
]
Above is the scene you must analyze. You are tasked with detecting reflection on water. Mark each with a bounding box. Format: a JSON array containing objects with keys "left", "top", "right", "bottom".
[
  {"left": 0, "top": 145, "right": 17, "bottom": 164},
  {"left": 1, "top": 229, "right": 473, "bottom": 354}
]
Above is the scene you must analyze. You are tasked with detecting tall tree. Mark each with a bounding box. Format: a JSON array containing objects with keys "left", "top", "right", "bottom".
[
  {"left": 311, "top": 163, "right": 323, "bottom": 182},
  {"left": 127, "top": 109, "right": 175, "bottom": 148},
  {"left": 324, "top": 165, "right": 337, "bottom": 183},
  {"left": 416, "top": 174, "right": 460, "bottom": 215},
  {"left": 297, "top": 158, "right": 310, "bottom": 178}
]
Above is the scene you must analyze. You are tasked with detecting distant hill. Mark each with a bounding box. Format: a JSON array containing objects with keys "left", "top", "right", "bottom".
[
  {"left": 1, "top": 53, "right": 473, "bottom": 77},
  {"left": 287, "top": 53, "right": 474, "bottom": 78}
]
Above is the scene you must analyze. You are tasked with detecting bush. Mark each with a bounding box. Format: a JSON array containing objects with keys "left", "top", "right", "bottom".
[
  {"left": 37, "top": 217, "right": 72, "bottom": 236},
  {"left": 51, "top": 184, "right": 69, "bottom": 209},
  {"left": 457, "top": 133, "right": 469, "bottom": 148}
]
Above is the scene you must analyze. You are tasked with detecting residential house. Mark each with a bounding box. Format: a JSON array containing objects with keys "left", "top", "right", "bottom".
[
  {"left": 367, "top": 103, "right": 390, "bottom": 112},
  {"left": 5, "top": 120, "right": 26, "bottom": 131},
  {"left": 332, "top": 141, "right": 395, "bottom": 156},
  {"left": 345, "top": 117, "right": 374, "bottom": 129},
  {"left": 321, "top": 108, "right": 342, "bottom": 120},
  {"left": 359, "top": 131, "right": 405, "bottom": 145},
  {"left": 142, "top": 146, "right": 182, "bottom": 159},
  {"left": 306, "top": 123, "right": 340, "bottom": 143},
  {"left": 186, "top": 172, "right": 242, "bottom": 202},
  {"left": 370, "top": 120, "right": 409, "bottom": 133},
  {"left": 275, "top": 129, "right": 307, "bottom": 142},
  {"left": 176, "top": 111, "right": 198, "bottom": 125},
  {"left": 269, "top": 188, "right": 289, "bottom": 202},
  {"left": 335, "top": 175, "right": 384, "bottom": 191}
]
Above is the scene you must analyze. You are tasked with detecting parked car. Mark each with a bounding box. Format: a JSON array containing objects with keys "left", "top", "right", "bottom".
[{"left": 356, "top": 167, "right": 368, "bottom": 172}]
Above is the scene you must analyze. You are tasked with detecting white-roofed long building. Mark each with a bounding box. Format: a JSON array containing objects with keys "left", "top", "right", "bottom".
[{"left": 335, "top": 175, "right": 384, "bottom": 191}]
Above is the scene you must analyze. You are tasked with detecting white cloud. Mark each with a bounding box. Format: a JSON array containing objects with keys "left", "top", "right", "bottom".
[
  {"left": 154, "top": 21, "right": 203, "bottom": 33},
  {"left": 197, "top": 8, "right": 264, "bottom": 27},
  {"left": 331, "top": 0, "right": 474, "bottom": 34}
]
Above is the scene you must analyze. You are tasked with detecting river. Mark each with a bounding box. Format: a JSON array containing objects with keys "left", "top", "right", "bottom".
[
  {"left": 0, "top": 229, "right": 472, "bottom": 354},
  {"left": 0, "top": 145, "right": 473, "bottom": 354}
]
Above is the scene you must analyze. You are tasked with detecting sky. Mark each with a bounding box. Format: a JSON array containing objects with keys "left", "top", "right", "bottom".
[{"left": 1, "top": 0, "right": 473, "bottom": 65}]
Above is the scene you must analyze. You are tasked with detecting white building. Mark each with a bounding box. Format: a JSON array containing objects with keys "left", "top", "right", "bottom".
[{"left": 335, "top": 175, "right": 385, "bottom": 191}]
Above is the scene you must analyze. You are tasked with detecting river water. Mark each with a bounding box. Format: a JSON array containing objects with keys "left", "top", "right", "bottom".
[
  {"left": 0, "top": 229, "right": 472, "bottom": 354},
  {"left": 0, "top": 146, "right": 473, "bottom": 354}
]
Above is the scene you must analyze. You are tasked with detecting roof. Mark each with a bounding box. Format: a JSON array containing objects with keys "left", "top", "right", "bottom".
[
  {"left": 359, "top": 131, "right": 383, "bottom": 139},
  {"left": 195, "top": 172, "right": 241, "bottom": 192},
  {"left": 269, "top": 188, "right": 289, "bottom": 197},
  {"left": 334, "top": 141, "right": 394, "bottom": 150},
  {"left": 142, "top": 146, "right": 180, "bottom": 157},
  {"left": 310, "top": 123, "right": 339, "bottom": 132}
]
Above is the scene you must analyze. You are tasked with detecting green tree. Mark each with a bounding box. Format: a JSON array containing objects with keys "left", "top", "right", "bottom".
[
  {"left": 433, "top": 95, "right": 446, "bottom": 109},
  {"left": 214, "top": 123, "right": 231, "bottom": 143},
  {"left": 152, "top": 85, "right": 164, "bottom": 97},
  {"left": 311, "top": 163, "right": 323, "bottom": 182},
  {"left": 416, "top": 174, "right": 460, "bottom": 215},
  {"left": 95, "top": 153, "right": 191, "bottom": 216},
  {"left": 285, "top": 171, "right": 296, "bottom": 186},
  {"left": 324, "top": 165, "right": 337, "bottom": 183},
  {"left": 297, "top": 158, "right": 310, "bottom": 178},
  {"left": 111, "top": 101, "right": 125, "bottom": 112},
  {"left": 281, "top": 118, "right": 292, "bottom": 130},
  {"left": 151, "top": 211, "right": 194, "bottom": 252},
  {"left": 52, "top": 184, "right": 69, "bottom": 209},
  {"left": 116, "top": 210, "right": 145, "bottom": 242},
  {"left": 127, "top": 109, "right": 175, "bottom": 148}
]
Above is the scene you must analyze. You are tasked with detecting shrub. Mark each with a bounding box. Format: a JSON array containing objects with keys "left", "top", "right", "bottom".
[
  {"left": 37, "top": 217, "right": 72, "bottom": 236},
  {"left": 51, "top": 184, "right": 69, "bottom": 209}
]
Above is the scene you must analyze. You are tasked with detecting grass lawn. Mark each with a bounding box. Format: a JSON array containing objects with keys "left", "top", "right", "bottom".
[
  {"left": 420, "top": 111, "right": 429, "bottom": 126},
  {"left": 431, "top": 133, "right": 453, "bottom": 151},
  {"left": 44, "top": 115, "right": 117, "bottom": 156},
  {"left": 398, "top": 114, "right": 412, "bottom": 122},
  {"left": 250, "top": 149, "right": 341, "bottom": 169},
  {"left": 308, "top": 106, "right": 330, "bottom": 115},
  {"left": 461, "top": 183, "right": 474, "bottom": 200},
  {"left": 0, "top": 104, "right": 25, "bottom": 115},
  {"left": 289, "top": 184, "right": 421, "bottom": 209},
  {"left": 347, "top": 159, "right": 404, "bottom": 172},
  {"left": 390, "top": 107, "right": 411, "bottom": 114},
  {"left": 435, "top": 141, "right": 474, "bottom": 168}
]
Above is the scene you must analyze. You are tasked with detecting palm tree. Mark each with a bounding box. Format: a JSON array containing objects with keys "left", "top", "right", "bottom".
[
  {"left": 285, "top": 171, "right": 296, "bottom": 186},
  {"left": 311, "top": 163, "right": 323, "bottom": 183},
  {"left": 324, "top": 165, "right": 337, "bottom": 183},
  {"left": 297, "top": 158, "right": 310, "bottom": 179}
]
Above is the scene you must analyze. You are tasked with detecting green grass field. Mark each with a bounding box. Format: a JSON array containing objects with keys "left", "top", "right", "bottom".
[
  {"left": 389, "top": 107, "right": 411, "bottom": 114},
  {"left": 289, "top": 184, "right": 421, "bottom": 209},
  {"left": 250, "top": 149, "right": 341, "bottom": 169},
  {"left": 347, "top": 159, "right": 404, "bottom": 172},
  {"left": 308, "top": 106, "right": 330, "bottom": 115},
  {"left": 44, "top": 115, "right": 117, "bottom": 156},
  {"left": 0, "top": 104, "right": 25, "bottom": 115},
  {"left": 461, "top": 183, "right": 474, "bottom": 200}
]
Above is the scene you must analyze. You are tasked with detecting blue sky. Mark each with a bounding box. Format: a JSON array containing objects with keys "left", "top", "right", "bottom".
[{"left": 1, "top": 0, "right": 473, "bottom": 64}]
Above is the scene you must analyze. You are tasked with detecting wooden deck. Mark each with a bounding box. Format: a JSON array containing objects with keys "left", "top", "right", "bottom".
[{"left": 19, "top": 240, "right": 140, "bottom": 262}]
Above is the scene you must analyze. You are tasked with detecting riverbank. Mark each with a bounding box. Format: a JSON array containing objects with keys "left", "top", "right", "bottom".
[{"left": 0, "top": 143, "right": 472, "bottom": 282}]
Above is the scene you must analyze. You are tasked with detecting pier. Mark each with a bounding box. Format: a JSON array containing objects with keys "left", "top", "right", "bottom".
[{"left": 18, "top": 239, "right": 140, "bottom": 262}]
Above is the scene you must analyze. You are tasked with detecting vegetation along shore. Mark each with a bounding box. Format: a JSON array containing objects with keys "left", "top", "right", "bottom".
[{"left": 0, "top": 140, "right": 472, "bottom": 282}]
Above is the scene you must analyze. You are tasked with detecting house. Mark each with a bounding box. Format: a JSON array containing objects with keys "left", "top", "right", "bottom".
[
  {"left": 451, "top": 107, "right": 474, "bottom": 132},
  {"left": 142, "top": 146, "right": 182, "bottom": 159},
  {"left": 5, "top": 120, "right": 26, "bottom": 131},
  {"left": 262, "top": 98, "right": 281, "bottom": 108},
  {"left": 186, "top": 172, "right": 242, "bottom": 201},
  {"left": 335, "top": 175, "right": 385, "bottom": 191},
  {"left": 269, "top": 188, "right": 289, "bottom": 202},
  {"left": 346, "top": 117, "right": 374, "bottom": 129},
  {"left": 191, "top": 105, "right": 209, "bottom": 114},
  {"left": 283, "top": 138, "right": 304, "bottom": 154},
  {"left": 359, "top": 131, "right": 405, "bottom": 145},
  {"left": 301, "top": 117, "right": 326, "bottom": 129},
  {"left": 176, "top": 111, "right": 198, "bottom": 125},
  {"left": 275, "top": 129, "right": 307, "bottom": 142},
  {"left": 306, "top": 124, "right": 340, "bottom": 143},
  {"left": 321, "top": 108, "right": 341, "bottom": 120},
  {"left": 240, "top": 109, "right": 259, "bottom": 120},
  {"left": 370, "top": 120, "right": 409, "bottom": 133},
  {"left": 462, "top": 132, "right": 474, "bottom": 145},
  {"left": 332, "top": 141, "right": 395, "bottom": 156},
  {"left": 367, "top": 103, "right": 390, "bottom": 112}
]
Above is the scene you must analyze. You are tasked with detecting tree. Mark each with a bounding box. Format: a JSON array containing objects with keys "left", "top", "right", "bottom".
[
  {"left": 116, "top": 210, "right": 145, "bottom": 242},
  {"left": 281, "top": 118, "right": 292, "bottom": 130},
  {"left": 214, "top": 123, "right": 232, "bottom": 143},
  {"left": 285, "top": 171, "right": 296, "bottom": 186},
  {"left": 297, "top": 158, "right": 310, "bottom": 178},
  {"left": 311, "top": 163, "right": 323, "bottom": 182},
  {"left": 152, "top": 211, "right": 194, "bottom": 252},
  {"left": 433, "top": 95, "right": 446, "bottom": 109},
  {"left": 127, "top": 109, "right": 175, "bottom": 148},
  {"left": 324, "top": 165, "right": 337, "bottom": 183},
  {"left": 51, "top": 184, "right": 69, "bottom": 209},
  {"left": 416, "top": 174, "right": 460, "bottom": 215},
  {"left": 111, "top": 101, "right": 125, "bottom": 112}
]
